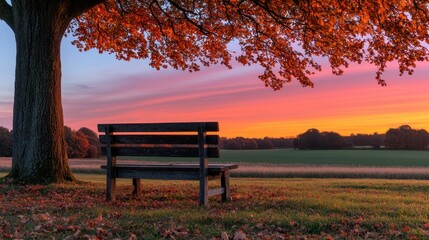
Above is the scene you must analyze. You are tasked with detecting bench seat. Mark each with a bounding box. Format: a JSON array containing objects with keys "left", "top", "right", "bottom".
[
  {"left": 101, "top": 163, "right": 238, "bottom": 171},
  {"left": 101, "top": 163, "right": 238, "bottom": 180}
]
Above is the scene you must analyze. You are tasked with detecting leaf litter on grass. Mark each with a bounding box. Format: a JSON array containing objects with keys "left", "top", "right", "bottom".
[{"left": 1, "top": 177, "right": 429, "bottom": 239}]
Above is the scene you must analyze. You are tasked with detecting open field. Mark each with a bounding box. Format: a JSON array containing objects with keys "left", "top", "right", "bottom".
[
  {"left": 119, "top": 149, "right": 429, "bottom": 167},
  {"left": 1, "top": 174, "right": 429, "bottom": 239},
  {"left": 3, "top": 149, "right": 428, "bottom": 167},
  {"left": 2, "top": 149, "right": 429, "bottom": 179}
]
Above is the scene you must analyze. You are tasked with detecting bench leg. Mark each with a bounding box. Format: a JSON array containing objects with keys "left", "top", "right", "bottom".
[
  {"left": 106, "top": 175, "right": 116, "bottom": 202},
  {"left": 199, "top": 176, "right": 209, "bottom": 207},
  {"left": 221, "top": 171, "right": 231, "bottom": 202},
  {"left": 132, "top": 178, "right": 141, "bottom": 197}
]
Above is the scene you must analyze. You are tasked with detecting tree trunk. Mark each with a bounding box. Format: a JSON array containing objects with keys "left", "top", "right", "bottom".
[{"left": 8, "top": 0, "right": 76, "bottom": 183}]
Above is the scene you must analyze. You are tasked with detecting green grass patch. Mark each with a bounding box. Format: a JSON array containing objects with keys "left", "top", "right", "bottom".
[
  {"left": 122, "top": 149, "right": 429, "bottom": 167},
  {"left": 1, "top": 174, "right": 429, "bottom": 239}
]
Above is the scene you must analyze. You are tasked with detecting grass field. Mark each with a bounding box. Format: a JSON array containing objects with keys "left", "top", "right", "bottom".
[
  {"left": 120, "top": 149, "right": 429, "bottom": 167},
  {"left": 122, "top": 149, "right": 429, "bottom": 167},
  {"left": 1, "top": 174, "right": 429, "bottom": 239},
  {"left": 1, "top": 150, "right": 428, "bottom": 168},
  {"left": 222, "top": 149, "right": 429, "bottom": 166},
  {"left": 2, "top": 149, "right": 429, "bottom": 179}
]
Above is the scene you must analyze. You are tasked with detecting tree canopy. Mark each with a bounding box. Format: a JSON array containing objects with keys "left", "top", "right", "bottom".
[
  {"left": 385, "top": 125, "right": 429, "bottom": 150},
  {"left": 70, "top": 0, "right": 429, "bottom": 89},
  {"left": 293, "top": 129, "right": 348, "bottom": 150}
]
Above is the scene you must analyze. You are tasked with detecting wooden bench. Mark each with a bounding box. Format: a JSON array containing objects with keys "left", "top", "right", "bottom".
[{"left": 98, "top": 122, "right": 238, "bottom": 206}]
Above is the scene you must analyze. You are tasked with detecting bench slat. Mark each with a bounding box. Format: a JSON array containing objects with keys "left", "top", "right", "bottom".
[
  {"left": 101, "top": 163, "right": 238, "bottom": 171},
  {"left": 99, "top": 134, "right": 219, "bottom": 145},
  {"left": 101, "top": 146, "right": 220, "bottom": 158},
  {"left": 98, "top": 122, "right": 219, "bottom": 133},
  {"left": 116, "top": 169, "right": 200, "bottom": 180}
]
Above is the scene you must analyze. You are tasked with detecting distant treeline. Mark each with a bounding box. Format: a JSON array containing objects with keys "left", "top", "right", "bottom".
[
  {"left": 293, "top": 125, "right": 428, "bottom": 150},
  {"left": 221, "top": 125, "right": 429, "bottom": 150},
  {"left": 220, "top": 137, "right": 294, "bottom": 150},
  {"left": 220, "top": 134, "right": 384, "bottom": 150},
  {"left": 0, "top": 124, "right": 428, "bottom": 157},
  {"left": 0, "top": 126, "right": 100, "bottom": 158},
  {"left": 293, "top": 129, "right": 384, "bottom": 150},
  {"left": 64, "top": 126, "right": 101, "bottom": 158}
]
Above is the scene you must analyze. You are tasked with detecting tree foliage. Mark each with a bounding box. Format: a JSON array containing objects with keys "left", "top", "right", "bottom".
[
  {"left": 294, "top": 129, "right": 347, "bottom": 150},
  {"left": 220, "top": 137, "right": 293, "bottom": 150},
  {"left": 0, "top": 125, "right": 99, "bottom": 159},
  {"left": 70, "top": 0, "right": 429, "bottom": 89},
  {"left": 64, "top": 126, "right": 104, "bottom": 158},
  {"left": 0, "top": 126, "right": 12, "bottom": 157},
  {"left": 346, "top": 133, "right": 385, "bottom": 149},
  {"left": 64, "top": 126, "right": 90, "bottom": 158},
  {"left": 385, "top": 125, "right": 429, "bottom": 150},
  {"left": 78, "top": 127, "right": 101, "bottom": 158},
  {"left": 294, "top": 128, "right": 321, "bottom": 149}
]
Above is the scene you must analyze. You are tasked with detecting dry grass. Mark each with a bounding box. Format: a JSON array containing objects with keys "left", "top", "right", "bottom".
[{"left": 233, "top": 164, "right": 429, "bottom": 179}]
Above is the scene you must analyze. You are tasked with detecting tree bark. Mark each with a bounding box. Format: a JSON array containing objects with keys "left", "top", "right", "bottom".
[{"left": 7, "top": 0, "right": 78, "bottom": 183}]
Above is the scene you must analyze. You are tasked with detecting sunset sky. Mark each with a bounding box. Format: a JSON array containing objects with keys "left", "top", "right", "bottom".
[{"left": 1, "top": 22, "right": 429, "bottom": 138}]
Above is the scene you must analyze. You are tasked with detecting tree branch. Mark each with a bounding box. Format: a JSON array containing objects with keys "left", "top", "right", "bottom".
[
  {"left": 0, "top": 0, "right": 14, "bottom": 30},
  {"left": 68, "top": 0, "right": 105, "bottom": 19}
]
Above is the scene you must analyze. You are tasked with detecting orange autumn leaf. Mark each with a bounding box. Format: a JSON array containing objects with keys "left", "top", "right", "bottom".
[
  {"left": 97, "top": 213, "right": 103, "bottom": 222},
  {"left": 403, "top": 225, "right": 411, "bottom": 233}
]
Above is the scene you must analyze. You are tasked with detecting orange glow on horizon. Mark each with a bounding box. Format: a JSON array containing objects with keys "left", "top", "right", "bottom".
[{"left": 219, "top": 110, "right": 429, "bottom": 138}]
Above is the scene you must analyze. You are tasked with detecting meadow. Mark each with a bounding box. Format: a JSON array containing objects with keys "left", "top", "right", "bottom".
[
  {"left": 115, "top": 149, "right": 429, "bottom": 179},
  {"left": 2, "top": 149, "right": 429, "bottom": 179},
  {"left": 1, "top": 174, "right": 429, "bottom": 239},
  {"left": 124, "top": 149, "right": 429, "bottom": 167}
]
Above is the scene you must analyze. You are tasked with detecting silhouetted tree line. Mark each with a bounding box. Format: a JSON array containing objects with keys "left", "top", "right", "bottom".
[
  {"left": 0, "top": 126, "right": 100, "bottom": 158},
  {"left": 293, "top": 125, "right": 429, "bottom": 150},
  {"left": 220, "top": 137, "right": 294, "bottom": 150},
  {"left": 0, "top": 125, "right": 427, "bottom": 154},
  {"left": 346, "top": 133, "right": 385, "bottom": 149},
  {"left": 384, "top": 125, "right": 429, "bottom": 150},
  {"left": 293, "top": 129, "right": 347, "bottom": 150}
]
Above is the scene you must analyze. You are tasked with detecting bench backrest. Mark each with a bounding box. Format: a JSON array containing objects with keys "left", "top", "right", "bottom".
[{"left": 98, "top": 122, "right": 220, "bottom": 159}]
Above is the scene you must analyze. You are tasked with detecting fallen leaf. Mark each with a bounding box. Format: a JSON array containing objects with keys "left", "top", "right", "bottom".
[
  {"left": 221, "top": 231, "right": 229, "bottom": 240},
  {"left": 403, "top": 226, "right": 410, "bottom": 233},
  {"left": 67, "top": 225, "right": 80, "bottom": 232},
  {"left": 73, "top": 229, "right": 81, "bottom": 237},
  {"left": 233, "top": 230, "right": 247, "bottom": 240},
  {"left": 35, "top": 225, "right": 43, "bottom": 231},
  {"left": 14, "top": 228, "right": 24, "bottom": 239}
]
